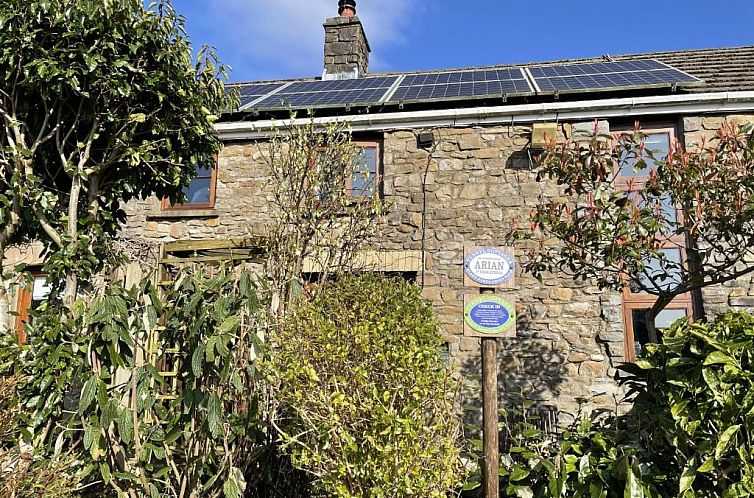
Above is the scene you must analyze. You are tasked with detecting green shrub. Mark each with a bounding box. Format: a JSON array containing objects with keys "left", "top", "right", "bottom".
[
  {"left": 474, "top": 311, "right": 754, "bottom": 498},
  {"left": 491, "top": 404, "right": 668, "bottom": 498},
  {"left": 267, "top": 274, "right": 464, "bottom": 497},
  {"left": 622, "top": 311, "right": 754, "bottom": 497},
  {"left": 2, "top": 267, "right": 267, "bottom": 497}
]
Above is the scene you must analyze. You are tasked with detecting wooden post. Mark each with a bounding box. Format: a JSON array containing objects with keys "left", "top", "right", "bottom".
[{"left": 481, "top": 289, "right": 500, "bottom": 498}]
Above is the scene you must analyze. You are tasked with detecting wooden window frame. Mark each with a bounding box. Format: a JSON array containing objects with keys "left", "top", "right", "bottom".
[
  {"left": 346, "top": 141, "right": 382, "bottom": 199},
  {"left": 614, "top": 125, "right": 694, "bottom": 362},
  {"left": 14, "top": 271, "right": 47, "bottom": 344},
  {"left": 161, "top": 157, "right": 218, "bottom": 211}
]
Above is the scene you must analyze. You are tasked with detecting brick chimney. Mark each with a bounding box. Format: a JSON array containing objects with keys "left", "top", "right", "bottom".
[{"left": 323, "top": 0, "right": 371, "bottom": 79}]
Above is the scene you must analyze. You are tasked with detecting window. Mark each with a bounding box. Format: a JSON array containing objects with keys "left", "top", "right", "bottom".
[
  {"left": 317, "top": 142, "right": 381, "bottom": 200},
  {"left": 14, "top": 273, "right": 52, "bottom": 343},
  {"left": 349, "top": 145, "right": 380, "bottom": 197},
  {"left": 161, "top": 160, "right": 217, "bottom": 210},
  {"left": 615, "top": 126, "right": 693, "bottom": 362}
]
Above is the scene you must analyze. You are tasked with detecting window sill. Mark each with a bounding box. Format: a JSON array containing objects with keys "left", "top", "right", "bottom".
[{"left": 147, "top": 209, "right": 219, "bottom": 220}]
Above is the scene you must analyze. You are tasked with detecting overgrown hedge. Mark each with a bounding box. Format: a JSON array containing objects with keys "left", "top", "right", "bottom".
[
  {"left": 267, "top": 274, "right": 465, "bottom": 497},
  {"left": 489, "top": 311, "right": 754, "bottom": 498}
]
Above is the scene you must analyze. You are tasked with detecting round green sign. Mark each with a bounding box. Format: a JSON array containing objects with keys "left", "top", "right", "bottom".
[{"left": 464, "top": 296, "right": 516, "bottom": 334}]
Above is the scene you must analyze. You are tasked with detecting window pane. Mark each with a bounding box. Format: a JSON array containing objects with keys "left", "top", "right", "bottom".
[
  {"left": 655, "top": 308, "right": 688, "bottom": 329},
  {"left": 194, "top": 165, "right": 212, "bottom": 179},
  {"left": 30, "top": 276, "right": 54, "bottom": 311},
  {"left": 631, "top": 308, "right": 688, "bottom": 357},
  {"left": 183, "top": 177, "right": 211, "bottom": 205},
  {"left": 631, "top": 247, "right": 683, "bottom": 294},
  {"left": 350, "top": 147, "right": 377, "bottom": 197},
  {"left": 31, "top": 277, "right": 51, "bottom": 301},
  {"left": 620, "top": 132, "right": 670, "bottom": 177},
  {"left": 637, "top": 194, "right": 677, "bottom": 225},
  {"left": 631, "top": 310, "right": 651, "bottom": 353},
  {"left": 316, "top": 151, "right": 339, "bottom": 200}
]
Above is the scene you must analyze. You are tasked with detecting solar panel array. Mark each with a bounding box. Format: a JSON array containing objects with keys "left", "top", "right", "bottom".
[
  {"left": 528, "top": 60, "right": 701, "bottom": 94},
  {"left": 388, "top": 68, "right": 533, "bottom": 103},
  {"left": 234, "top": 59, "right": 701, "bottom": 112},
  {"left": 255, "top": 76, "right": 399, "bottom": 109}
]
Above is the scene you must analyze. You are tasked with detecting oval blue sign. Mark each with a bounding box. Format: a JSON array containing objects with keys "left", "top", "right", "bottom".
[
  {"left": 464, "top": 248, "right": 515, "bottom": 286},
  {"left": 464, "top": 296, "right": 516, "bottom": 334}
]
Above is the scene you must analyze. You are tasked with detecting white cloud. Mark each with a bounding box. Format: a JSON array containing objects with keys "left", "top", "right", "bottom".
[{"left": 178, "top": 0, "right": 414, "bottom": 81}]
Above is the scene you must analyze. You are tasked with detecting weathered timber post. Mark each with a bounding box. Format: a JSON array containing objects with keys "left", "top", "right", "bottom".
[
  {"left": 463, "top": 246, "right": 518, "bottom": 498},
  {"left": 481, "top": 311, "right": 500, "bottom": 498}
]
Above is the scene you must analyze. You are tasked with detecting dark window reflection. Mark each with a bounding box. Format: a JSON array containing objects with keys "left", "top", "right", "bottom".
[
  {"left": 632, "top": 308, "right": 687, "bottom": 357},
  {"left": 182, "top": 165, "right": 213, "bottom": 205}
]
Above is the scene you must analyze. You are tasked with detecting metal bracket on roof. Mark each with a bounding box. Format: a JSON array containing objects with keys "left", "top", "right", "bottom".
[
  {"left": 522, "top": 67, "right": 541, "bottom": 94},
  {"left": 398, "top": 101, "right": 405, "bottom": 110},
  {"left": 501, "top": 94, "right": 508, "bottom": 103},
  {"left": 380, "top": 75, "right": 406, "bottom": 104},
  {"left": 671, "top": 83, "right": 678, "bottom": 92},
  {"left": 554, "top": 91, "right": 560, "bottom": 100},
  {"left": 345, "top": 104, "right": 352, "bottom": 112},
  {"left": 239, "top": 81, "right": 295, "bottom": 111}
]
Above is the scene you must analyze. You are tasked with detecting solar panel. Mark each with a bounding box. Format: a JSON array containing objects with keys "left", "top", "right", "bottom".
[
  {"left": 235, "top": 83, "right": 286, "bottom": 108},
  {"left": 233, "top": 60, "right": 703, "bottom": 113},
  {"left": 387, "top": 68, "right": 534, "bottom": 103},
  {"left": 254, "top": 76, "right": 399, "bottom": 110},
  {"left": 528, "top": 59, "right": 702, "bottom": 94}
]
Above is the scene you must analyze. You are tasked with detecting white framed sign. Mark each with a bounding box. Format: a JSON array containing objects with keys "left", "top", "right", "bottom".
[{"left": 464, "top": 246, "right": 516, "bottom": 288}]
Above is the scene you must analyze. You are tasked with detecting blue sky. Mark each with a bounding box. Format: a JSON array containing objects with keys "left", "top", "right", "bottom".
[{"left": 171, "top": 0, "right": 754, "bottom": 83}]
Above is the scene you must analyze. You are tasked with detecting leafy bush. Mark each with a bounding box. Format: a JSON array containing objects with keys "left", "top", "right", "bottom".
[
  {"left": 622, "top": 311, "right": 754, "bottom": 497},
  {"left": 267, "top": 274, "right": 464, "bottom": 497},
  {"left": 3, "top": 267, "right": 267, "bottom": 497},
  {"left": 468, "top": 312, "right": 754, "bottom": 498},
  {"left": 491, "top": 404, "right": 668, "bottom": 498},
  {"left": 0, "top": 375, "right": 81, "bottom": 497}
]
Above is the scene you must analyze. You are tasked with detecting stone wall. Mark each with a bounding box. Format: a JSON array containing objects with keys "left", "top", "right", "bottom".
[
  {"left": 86, "top": 113, "right": 754, "bottom": 416},
  {"left": 121, "top": 124, "right": 626, "bottom": 416}
]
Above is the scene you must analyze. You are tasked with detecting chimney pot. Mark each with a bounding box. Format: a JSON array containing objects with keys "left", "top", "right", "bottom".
[{"left": 338, "top": 0, "right": 356, "bottom": 17}]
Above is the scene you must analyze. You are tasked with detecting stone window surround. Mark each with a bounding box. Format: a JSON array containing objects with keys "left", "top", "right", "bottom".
[
  {"left": 161, "top": 155, "right": 218, "bottom": 211},
  {"left": 613, "top": 124, "right": 694, "bottom": 362}
]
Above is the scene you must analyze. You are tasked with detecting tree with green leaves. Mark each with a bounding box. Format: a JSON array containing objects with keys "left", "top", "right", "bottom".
[
  {"left": 0, "top": 0, "right": 233, "bottom": 328},
  {"left": 518, "top": 121, "right": 754, "bottom": 342}
]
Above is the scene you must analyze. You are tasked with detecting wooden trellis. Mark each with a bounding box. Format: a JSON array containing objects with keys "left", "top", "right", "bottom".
[
  {"left": 144, "top": 239, "right": 422, "bottom": 399},
  {"left": 148, "top": 238, "right": 267, "bottom": 400}
]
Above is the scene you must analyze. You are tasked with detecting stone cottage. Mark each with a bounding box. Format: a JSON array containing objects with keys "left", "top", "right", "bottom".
[{"left": 7, "top": 0, "right": 754, "bottom": 414}]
